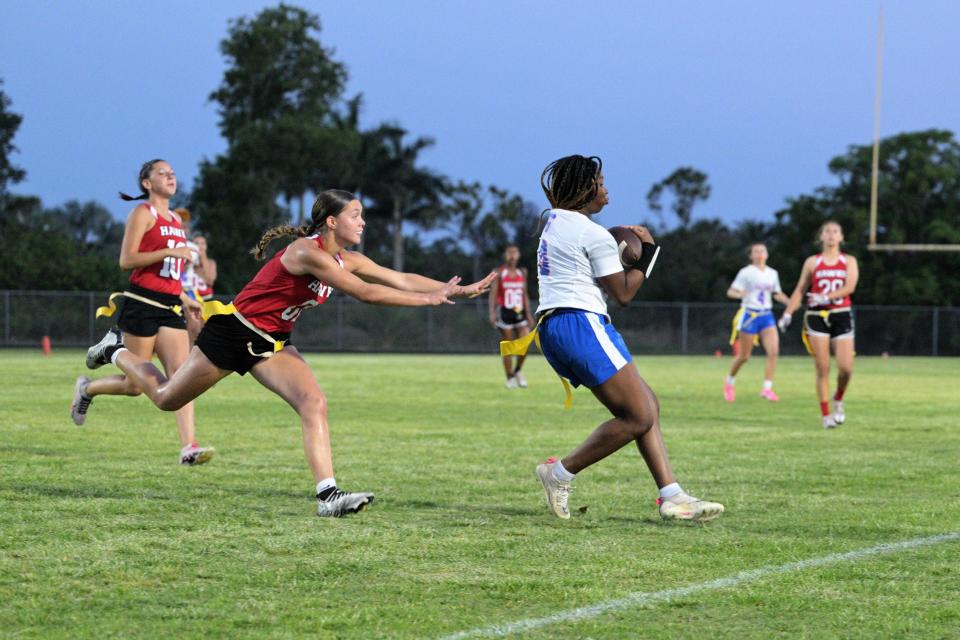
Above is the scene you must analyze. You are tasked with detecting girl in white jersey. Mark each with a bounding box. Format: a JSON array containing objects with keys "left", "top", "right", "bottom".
[
  {"left": 724, "top": 243, "right": 790, "bottom": 402},
  {"left": 532, "top": 155, "right": 723, "bottom": 522}
]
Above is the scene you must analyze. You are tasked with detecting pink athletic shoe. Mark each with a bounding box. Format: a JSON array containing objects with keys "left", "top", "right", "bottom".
[
  {"left": 760, "top": 388, "right": 779, "bottom": 402},
  {"left": 723, "top": 382, "right": 735, "bottom": 402}
]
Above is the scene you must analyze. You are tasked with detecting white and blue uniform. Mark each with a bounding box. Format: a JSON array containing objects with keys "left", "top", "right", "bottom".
[
  {"left": 535, "top": 209, "right": 630, "bottom": 388},
  {"left": 731, "top": 265, "right": 781, "bottom": 334}
]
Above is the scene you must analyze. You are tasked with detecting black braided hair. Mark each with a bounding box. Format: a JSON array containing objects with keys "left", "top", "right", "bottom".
[{"left": 534, "top": 154, "right": 603, "bottom": 235}]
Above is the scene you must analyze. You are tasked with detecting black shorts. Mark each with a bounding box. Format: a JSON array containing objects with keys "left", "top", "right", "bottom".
[
  {"left": 117, "top": 285, "right": 186, "bottom": 336},
  {"left": 196, "top": 313, "right": 291, "bottom": 376},
  {"left": 804, "top": 309, "right": 855, "bottom": 339},
  {"left": 496, "top": 306, "right": 528, "bottom": 330}
]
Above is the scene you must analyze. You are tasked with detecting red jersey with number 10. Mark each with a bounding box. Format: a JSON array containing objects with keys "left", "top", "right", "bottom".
[
  {"left": 496, "top": 266, "right": 526, "bottom": 311},
  {"left": 233, "top": 235, "right": 342, "bottom": 334},
  {"left": 809, "top": 253, "right": 851, "bottom": 310},
  {"left": 129, "top": 204, "right": 187, "bottom": 296}
]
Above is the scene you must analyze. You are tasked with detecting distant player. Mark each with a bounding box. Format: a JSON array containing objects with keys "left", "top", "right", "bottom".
[
  {"left": 724, "top": 243, "right": 790, "bottom": 402},
  {"left": 83, "top": 189, "right": 495, "bottom": 517},
  {"left": 488, "top": 244, "right": 534, "bottom": 388},
  {"left": 779, "top": 220, "right": 859, "bottom": 428},
  {"left": 69, "top": 159, "right": 213, "bottom": 465},
  {"left": 520, "top": 154, "right": 723, "bottom": 522}
]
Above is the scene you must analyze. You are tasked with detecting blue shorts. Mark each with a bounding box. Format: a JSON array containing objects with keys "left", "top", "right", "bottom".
[
  {"left": 538, "top": 310, "right": 632, "bottom": 388},
  {"left": 738, "top": 308, "right": 775, "bottom": 335}
]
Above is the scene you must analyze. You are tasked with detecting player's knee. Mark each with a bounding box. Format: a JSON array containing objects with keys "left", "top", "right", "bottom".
[
  {"left": 299, "top": 392, "right": 328, "bottom": 419},
  {"left": 156, "top": 393, "right": 185, "bottom": 411},
  {"left": 121, "top": 381, "right": 142, "bottom": 397}
]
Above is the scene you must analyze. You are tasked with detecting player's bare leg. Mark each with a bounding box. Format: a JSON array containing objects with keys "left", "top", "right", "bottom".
[
  {"left": 832, "top": 337, "right": 854, "bottom": 424},
  {"left": 759, "top": 326, "right": 780, "bottom": 401},
  {"left": 154, "top": 326, "right": 198, "bottom": 449},
  {"left": 809, "top": 335, "right": 836, "bottom": 428},
  {"left": 84, "top": 333, "right": 157, "bottom": 397},
  {"left": 512, "top": 324, "right": 531, "bottom": 387},
  {"left": 725, "top": 332, "right": 755, "bottom": 401},
  {"left": 251, "top": 347, "right": 373, "bottom": 517},
  {"left": 498, "top": 327, "right": 517, "bottom": 386},
  {"left": 73, "top": 333, "right": 155, "bottom": 426}
]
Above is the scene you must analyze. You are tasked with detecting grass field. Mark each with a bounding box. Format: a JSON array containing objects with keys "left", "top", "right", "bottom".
[{"left": 1, "top": 350, "right": 958, "bottom": 639}]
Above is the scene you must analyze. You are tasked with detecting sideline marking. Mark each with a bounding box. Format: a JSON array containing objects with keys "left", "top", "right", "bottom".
[{"left": 441, "top": 532, "right": 960, "bottom": 639}]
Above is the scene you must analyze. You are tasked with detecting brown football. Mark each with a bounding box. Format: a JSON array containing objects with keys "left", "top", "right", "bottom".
[{"left": 608, "top": 226, "right": 643, "bottom": 268}]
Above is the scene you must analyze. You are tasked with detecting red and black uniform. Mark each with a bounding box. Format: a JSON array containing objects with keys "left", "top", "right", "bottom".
[
  {"left": 494, "top": 265, "right": 528, "bottom": 329},
  {"left": 118, "top": 205, "right": 189, "bottom": 336},
  {"left": 197, "top": 235, "right": 341, "bottom": 375},
  {"left": 804, "top": 253, "right": 854, "bottom": 339}
]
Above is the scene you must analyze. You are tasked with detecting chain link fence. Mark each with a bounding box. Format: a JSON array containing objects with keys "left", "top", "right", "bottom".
[{"left": 2, "top": 290, "right": 958, "bottom": 356}]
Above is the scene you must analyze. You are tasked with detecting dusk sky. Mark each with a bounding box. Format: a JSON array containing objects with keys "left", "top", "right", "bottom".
[{"left": 2, "top": 1, "right": 959, "bottom": 232}]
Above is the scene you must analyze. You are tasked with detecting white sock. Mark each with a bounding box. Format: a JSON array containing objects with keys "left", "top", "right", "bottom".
[
  {"left": 659, "top": 482, "right": 682, "bottom": 499},
  {"left": 316, "top": 477, "right": 336, "bottom": 495},
  {"left": 725, "top": 376, "right": 736, "bottom": 385},
  {"left": 110, "top": 347, "right": 127, "bottom": 365},
  {"left": 763, "top": 380, "right": 773, "bottom": 390},
  {"left": 551, "top": 459, "right": 576, "bottom": 482}
]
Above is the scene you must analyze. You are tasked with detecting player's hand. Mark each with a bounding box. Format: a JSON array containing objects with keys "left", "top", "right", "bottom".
[
  {"left": 459, "top": 270, "right": 497, "bottom": 298},
  {"left": 807, "top": 292, "right": 831, "bottom": 307},
  {"left": 426, "top": 284, "right": 454, "bottom": 306},
  {"left": 168, "top": 246, "right": 194, "bottom": 261},
  {"left": 183, "top": 296, "right": 203, "bottom": 321},
  {"left": 489, "top": 315, "right": 498, "bottom": 327},
  {"left": 626, "top": 225, "right": 655, "bottom": 244},
  {"left": 777, "top": 312, "right": 792, "bottom": 333}
]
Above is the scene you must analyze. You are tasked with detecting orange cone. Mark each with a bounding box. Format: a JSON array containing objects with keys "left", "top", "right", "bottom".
[{"left": 42, "top": 335, "right": 52, "bottom": 356}]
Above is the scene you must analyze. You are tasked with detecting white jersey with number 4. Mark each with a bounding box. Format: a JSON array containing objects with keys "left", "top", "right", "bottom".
[
  {"left": 730, "top": 264, "right": 782, "bottom": 310},
  {"left": 536, "top": 208, "right": 623, "bottom": 318}
]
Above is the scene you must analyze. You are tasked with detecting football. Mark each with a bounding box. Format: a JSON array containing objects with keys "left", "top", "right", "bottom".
[{"left": 608, "top": 226, "right": 644, "bottom": 268}]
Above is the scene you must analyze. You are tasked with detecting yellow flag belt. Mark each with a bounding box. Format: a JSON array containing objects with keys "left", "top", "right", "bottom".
[
  {"left": 728, "top": 308, "right": 760, "bottom": 347},
  {"left": 96, "top": 291, "right": 181, "bottom": 318},
  {"left": 499, "top": 312, "right": 574, "bottom": 411}
]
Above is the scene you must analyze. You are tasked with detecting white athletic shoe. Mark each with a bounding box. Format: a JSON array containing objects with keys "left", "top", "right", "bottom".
[
  {"left": 70, "top": 376, "right": 92, "bottom": 426},
  {"left": 179, "top": 443, "right": 215, "bottom": 466},
  {"left": 505, "top": 376, "right": 518, "bottom": 389},
  {"left": 514, "top": 371, "right": 528, "bottom": 388},
  {"left": 658, "top": 492, "right": 724, "bottom": 522},
  {"left": 822, "top": 415, "right": 838, "bottom": 429},
  {"left": 535, "top": 461, "right": 572, "bottom": 520},
  {"left": 86, "top": 328, "right": 122, "bottom": 370},
  {"left": 316, "top": 488, "right": 375, "bottom": 517},
  {"left": 833, "top": 400, "right": 845, "bottom": 424}
]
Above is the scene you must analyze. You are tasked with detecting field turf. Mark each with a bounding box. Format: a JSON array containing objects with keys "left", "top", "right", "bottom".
[{"left": 1, "top": 351, "right": 958, "bottom": 638}]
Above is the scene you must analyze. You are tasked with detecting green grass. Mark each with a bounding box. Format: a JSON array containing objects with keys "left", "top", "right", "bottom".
[{"left": 1, "top": 351, "right": 958, "bottom": 639}]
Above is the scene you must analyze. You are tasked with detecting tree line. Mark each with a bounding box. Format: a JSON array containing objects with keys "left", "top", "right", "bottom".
[{"left": 2, "top": 4, "right": 959, "bottom": 305}]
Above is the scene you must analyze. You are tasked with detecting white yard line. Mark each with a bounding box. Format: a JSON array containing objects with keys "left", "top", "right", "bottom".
[{"left": 442, "top": 532, "right": 960, "bottom": 640}]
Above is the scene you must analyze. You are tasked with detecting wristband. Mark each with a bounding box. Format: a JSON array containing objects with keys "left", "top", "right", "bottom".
[{"left": 635, "top": 243, "right": 660, "bottom": 277}]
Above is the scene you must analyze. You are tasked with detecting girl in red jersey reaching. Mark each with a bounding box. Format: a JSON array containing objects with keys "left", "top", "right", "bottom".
[
  {"left": 83, "top": 190, "right": 495, "bottom": 517},
  {"left": 779, "top": 220, "right": 859, "bottom": 428},
  {"left": 488, "top": 244, "right": 535, "bottom": 388},
  {"left": 70, "top": 159, "right": 213, "bottom": 465}
]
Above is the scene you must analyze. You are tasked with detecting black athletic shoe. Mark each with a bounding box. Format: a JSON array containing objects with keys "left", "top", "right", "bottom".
[
  {"left": 70, "top": 376, "right": 92, "bottom": 426},
  {"left": 86, "top": 328, "right": 122, "bottom": 369},
  {"left": 316, "top": 488, "right": 375, "bottom": 517}
]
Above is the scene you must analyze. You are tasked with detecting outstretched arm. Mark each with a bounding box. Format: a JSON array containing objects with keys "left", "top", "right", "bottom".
[
  {"left": 283, "top": 240, "right": 453, "bottom": 307},
  {"left": 344, "top": 251, "right": 496, "bottom": 298}
]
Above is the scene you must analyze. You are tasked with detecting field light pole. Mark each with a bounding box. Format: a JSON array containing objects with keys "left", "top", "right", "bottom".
[{"left": 869, "top": 7, "right": 882, "bottom": 249}]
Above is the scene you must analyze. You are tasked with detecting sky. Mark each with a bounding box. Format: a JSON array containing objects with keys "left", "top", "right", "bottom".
[{"left": 2, "top": 0, "right": 959, "bottom": 232}]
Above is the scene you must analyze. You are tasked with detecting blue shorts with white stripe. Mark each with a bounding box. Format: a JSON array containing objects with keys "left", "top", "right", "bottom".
[{"left": 538, "top": 309, "right": 632, "bottom": 388}]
